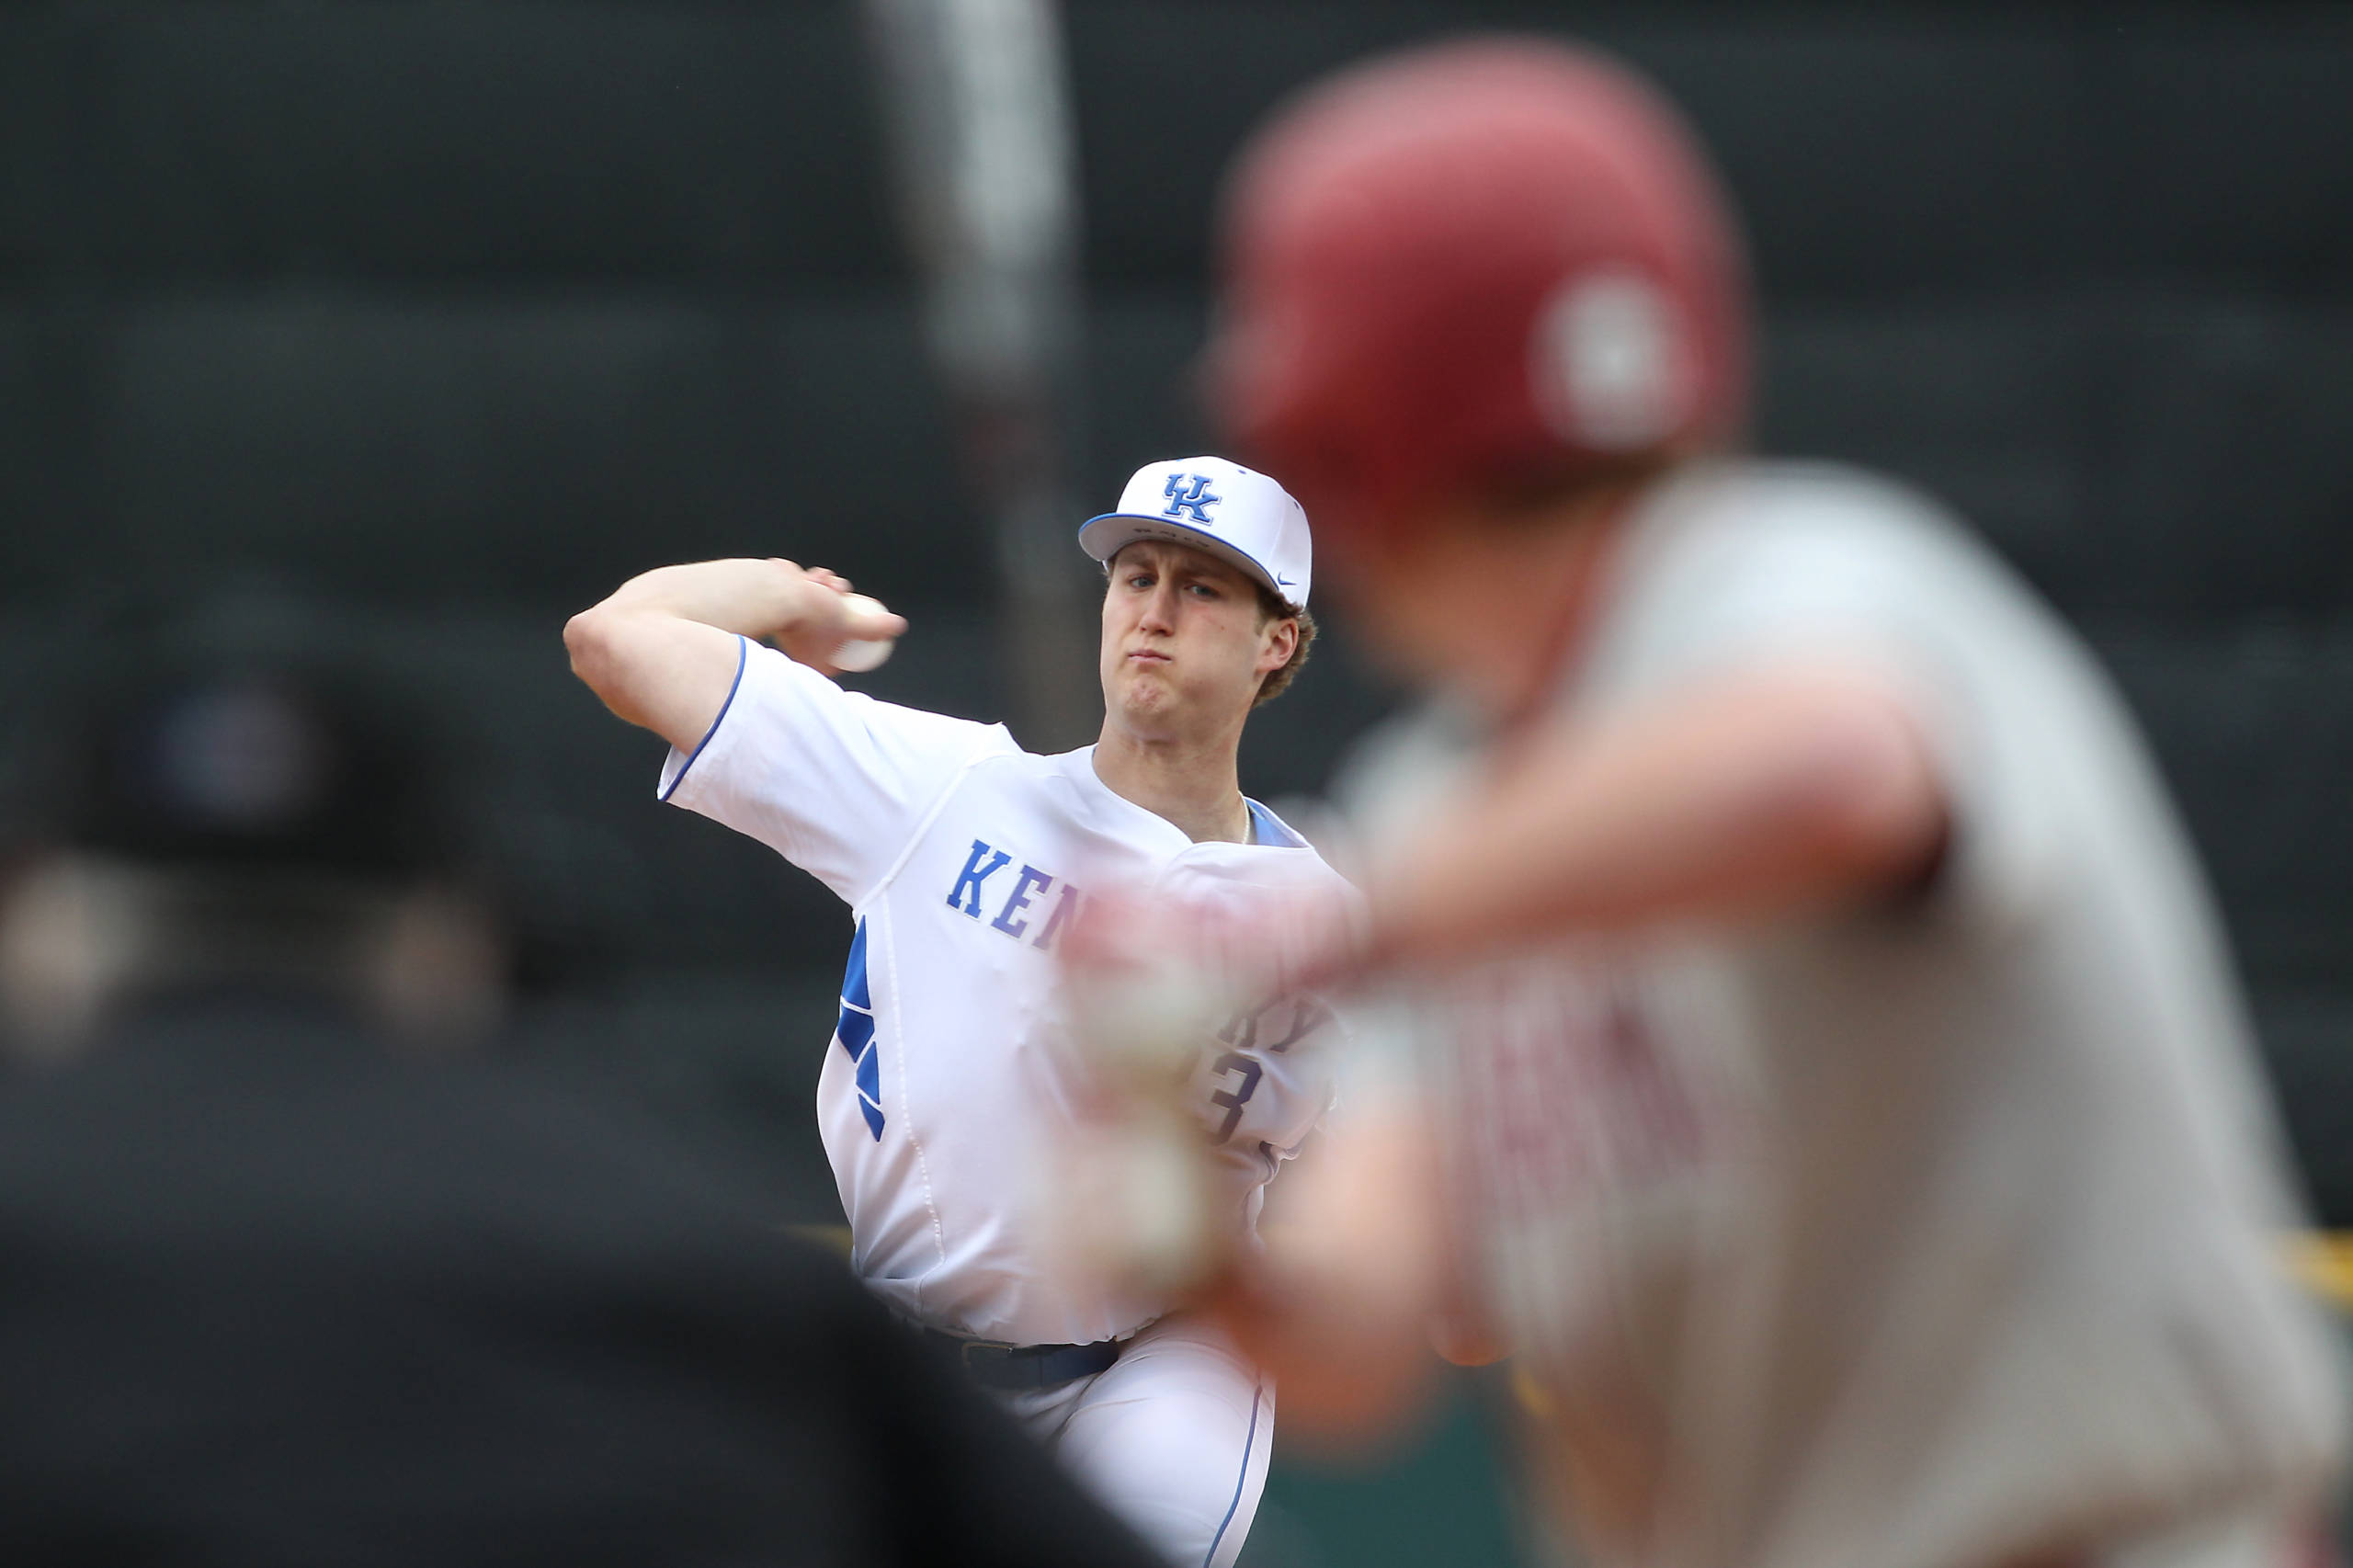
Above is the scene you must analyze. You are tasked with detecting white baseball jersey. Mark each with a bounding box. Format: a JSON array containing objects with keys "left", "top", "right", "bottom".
[
  {"left": 659, "top": 636, "right": 1343, "bottom": 1347},
  {"left": 1342, "top": 460, "right": 2346, "bottom": 1568}
]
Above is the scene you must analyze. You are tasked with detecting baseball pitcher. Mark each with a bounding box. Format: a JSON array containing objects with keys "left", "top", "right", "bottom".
[{"left": 564, "top": 459, "right": 1347, "bottom": 1567}]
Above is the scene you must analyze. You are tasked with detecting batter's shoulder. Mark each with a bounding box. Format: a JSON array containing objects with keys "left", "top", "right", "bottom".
[
  {"left": 1677, "top": 457, "right": 1985, "bottom": 556},
  {"left": 1631, "top": 456, "right": 2040, "bottom": 615}
]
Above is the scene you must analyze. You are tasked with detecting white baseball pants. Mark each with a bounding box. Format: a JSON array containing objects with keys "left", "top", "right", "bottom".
[{"left": 994, "top": 1312, "right": 1274, "bottom": 1568}]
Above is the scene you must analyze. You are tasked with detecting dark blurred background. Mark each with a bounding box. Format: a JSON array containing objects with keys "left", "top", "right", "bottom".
[{"left": 0, "top": 4, "right": 2346, "bottom": 1560}]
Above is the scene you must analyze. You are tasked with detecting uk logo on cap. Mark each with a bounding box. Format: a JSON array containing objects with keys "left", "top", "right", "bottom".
[
  {"left": 1078, "top": 455, "right": 1313, "bottom": 609},
  {"left": 1162, "top": 472, "right": 1222, "bottom": 522}
]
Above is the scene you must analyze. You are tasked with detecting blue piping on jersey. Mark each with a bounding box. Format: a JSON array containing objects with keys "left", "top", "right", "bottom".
[
  {"left": 1245, "top": 799, "right": 1305, "bottom": 849},
  {"left": 1201, "top": 1382, "right": 1265, "bottom": 1567},
  {"left": 841, "top": 918, "right": 871, "bottom": 1010},
  {"left": 837, "top": 917, "right": 883, "bottom": 1141},
  {"left": 658, "top": 633, "right": 749, "bottom": 803}
]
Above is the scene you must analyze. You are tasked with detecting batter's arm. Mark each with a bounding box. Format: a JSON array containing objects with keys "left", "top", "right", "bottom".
[
  {"left": 1346, "top": 665, "right": 1947, "bottom": 979},
  {"left": 1212, "top": 1091, "right": 1449, "bottom": 1443},
  {"left": 563, "top": 560, "right": 906, "bottom": 753}
]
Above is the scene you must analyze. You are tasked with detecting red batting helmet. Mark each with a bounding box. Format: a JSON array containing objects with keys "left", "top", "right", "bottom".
[{"left": 1206, "top": 37, "right": 1750, "bottom": 546}]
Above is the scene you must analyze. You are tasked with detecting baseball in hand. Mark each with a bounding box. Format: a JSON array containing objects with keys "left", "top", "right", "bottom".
[{"left": 832, "top": 593, "right": 897, "bottom": 673}]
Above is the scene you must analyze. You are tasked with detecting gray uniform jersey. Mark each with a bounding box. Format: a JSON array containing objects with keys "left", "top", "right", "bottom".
[{"left": 1343, "top": 460, "right": 2344, "bottom": 1568}]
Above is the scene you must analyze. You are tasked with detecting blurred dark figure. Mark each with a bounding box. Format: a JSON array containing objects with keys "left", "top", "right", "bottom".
[
  {"left": 0, "top": 639, "right": 1166, "bottom": 1568},
  {"left": 0, "top": 654, "right": 502, "bottom": 1057}
]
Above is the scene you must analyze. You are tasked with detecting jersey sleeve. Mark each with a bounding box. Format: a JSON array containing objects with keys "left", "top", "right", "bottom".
[{"left": 657, "top": 637, "right": 1019, "bottom": 905}]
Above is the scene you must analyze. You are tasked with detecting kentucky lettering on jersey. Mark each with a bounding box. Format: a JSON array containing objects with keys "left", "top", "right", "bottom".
[
  {"left": 944, "top": 839, "right": 1087, "bottom": 950},
  {"left": 656, "top": 639, "right": 1345, "bottom": 1347}
]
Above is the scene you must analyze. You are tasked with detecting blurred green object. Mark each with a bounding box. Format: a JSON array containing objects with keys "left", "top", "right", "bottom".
[
  {"left": 1243, "top": 1369, "right": 1524, "bottom": 1568},
  {"left": 2342, "top": 1312, "right": 2353, "bottom": 1567}
]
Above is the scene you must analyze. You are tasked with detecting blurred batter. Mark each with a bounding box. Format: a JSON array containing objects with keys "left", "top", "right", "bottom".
[{"left": 1171, "top": 37, "right": 2344, "bottom": 1568}]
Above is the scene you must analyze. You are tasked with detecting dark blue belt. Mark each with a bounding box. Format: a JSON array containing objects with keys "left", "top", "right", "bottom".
[{"left": 914, "top": 1324, "right": 1121, "bottom": 1390}]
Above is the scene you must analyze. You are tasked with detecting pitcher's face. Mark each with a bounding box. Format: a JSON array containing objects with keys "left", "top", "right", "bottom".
[{"left": 1099, "top": 541, "right": 1293, "bottom": 740}]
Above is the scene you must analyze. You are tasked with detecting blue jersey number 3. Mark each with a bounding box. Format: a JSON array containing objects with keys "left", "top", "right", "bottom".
[{"left": 1207, "top": 1051, "right": 1264, "bottom": 1144}]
